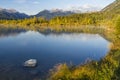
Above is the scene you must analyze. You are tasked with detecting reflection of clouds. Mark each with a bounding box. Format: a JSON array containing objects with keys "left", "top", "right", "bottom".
[
  {"left": 24, "top": 31, "right": 44, "bottom": 40},
  {"left": 46, "top": 33, "right": 101, "bottom": 41},
  {"left": 80, "top": 36, "right": 88, "bottom": 41},
  {"left": 16, "top": 31, "right": 45, "bottom": 45}
]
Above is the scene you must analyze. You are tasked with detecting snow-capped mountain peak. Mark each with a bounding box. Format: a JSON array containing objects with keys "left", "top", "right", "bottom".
[{"left": 0, "top": 8, "right": 18, "bottom": 13}]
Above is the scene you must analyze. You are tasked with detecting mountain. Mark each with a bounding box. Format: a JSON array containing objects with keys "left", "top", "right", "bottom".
[
  {"left": 35, "top": 9, "right": 74, "bottom": 19},
  {"left": 102, "top": 0, "right": 120, "bottom": 14},
  {"left": 1, "top": 0, "right": 119, "bottom": 20},
  {"left": 0, "top": 8, "right": 29, "bottom": 19}
]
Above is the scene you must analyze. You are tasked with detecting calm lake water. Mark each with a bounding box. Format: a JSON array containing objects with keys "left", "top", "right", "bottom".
[{"left": 0, "top": 31, "right": 110, "bottom": 80}]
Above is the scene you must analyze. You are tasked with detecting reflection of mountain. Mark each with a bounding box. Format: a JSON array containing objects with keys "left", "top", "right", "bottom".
[
  {"left": 0, "top": 29, "right": 26, "bottom": 37},
  {"left": 0, "top": 30, "right": 101, "bottom": 40},
  {"left": 0, "top": 30, "right": 107, "bottom": 43}
]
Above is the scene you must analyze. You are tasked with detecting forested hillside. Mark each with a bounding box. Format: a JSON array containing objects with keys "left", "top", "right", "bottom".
[{"left": 102, "top": 0, "right": 120, "bottom": 14}]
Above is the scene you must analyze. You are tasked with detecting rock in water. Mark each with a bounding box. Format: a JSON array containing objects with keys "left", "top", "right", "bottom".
[{"left": 24, "top": 59, "right": 37, "bottom": 68}]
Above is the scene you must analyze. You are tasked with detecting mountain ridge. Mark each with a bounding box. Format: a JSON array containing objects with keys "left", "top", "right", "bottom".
[
  {"left": 0, "top": 8, "right": 29, "bottom": 19},
  {"left": 34, "top": 9, "right": 74, "bottom": 19},
  {"left": 0, "top": 0, "right": 120, "bottom": 20}
]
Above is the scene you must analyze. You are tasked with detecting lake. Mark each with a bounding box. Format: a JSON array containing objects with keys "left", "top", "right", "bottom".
[{"left": 0, "top": 30, "right": 110, "bottom": 80}]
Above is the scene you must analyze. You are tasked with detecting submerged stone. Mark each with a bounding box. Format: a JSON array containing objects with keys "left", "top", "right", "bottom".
[{"left": 24, "top": 59, "right": 37, "bottom": 68}]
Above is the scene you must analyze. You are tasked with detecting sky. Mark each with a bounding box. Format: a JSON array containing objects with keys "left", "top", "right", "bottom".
[{"left": 0, "top": 0, "right": 115, "bottom": 15}]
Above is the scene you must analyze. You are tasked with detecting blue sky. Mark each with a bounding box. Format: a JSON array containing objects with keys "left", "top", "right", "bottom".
[{"left": 0, "top": 0, "right": 115, "bottom": 15}]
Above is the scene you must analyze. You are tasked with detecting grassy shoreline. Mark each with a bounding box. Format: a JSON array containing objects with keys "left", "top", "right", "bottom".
[{"left": 47, "top": 29, "right": 120, "bottom": 80}]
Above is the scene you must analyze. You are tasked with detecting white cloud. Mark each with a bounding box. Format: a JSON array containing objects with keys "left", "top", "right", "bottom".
[
  {"left": 15, "top": 0, "right": 27, "bottom": 3},
  {"left": 15, "top": 0, "right": 40, "bottom": 4},
  {"left": 66, "top": 4, "right": 102, "bottom": 13},
  {"left": 33, "top": 1, "right": 40, "bottom": 4}
]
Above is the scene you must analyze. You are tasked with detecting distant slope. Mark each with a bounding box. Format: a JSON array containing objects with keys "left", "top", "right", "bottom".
[
  {"left": 102, "top": 0, "right": 120, "bottom": 14},
  {"left": 0, "top": 8, "right": 29, "bottom": 19},
  {"left": 34, "top": 10, "right": 74, "bottom": 19}
]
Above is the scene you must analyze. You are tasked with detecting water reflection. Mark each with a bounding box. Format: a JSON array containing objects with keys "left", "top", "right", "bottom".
[
  {"left": 0, "top": 29, "right": 26, "bottom": 38},
  {"left": 0, "top": 30, "right": 110, "bottom": 80}
]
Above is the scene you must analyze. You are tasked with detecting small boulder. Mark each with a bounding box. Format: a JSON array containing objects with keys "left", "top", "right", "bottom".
[{"left": 24, "top": 59, "right": 37, "bottom": 68}]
